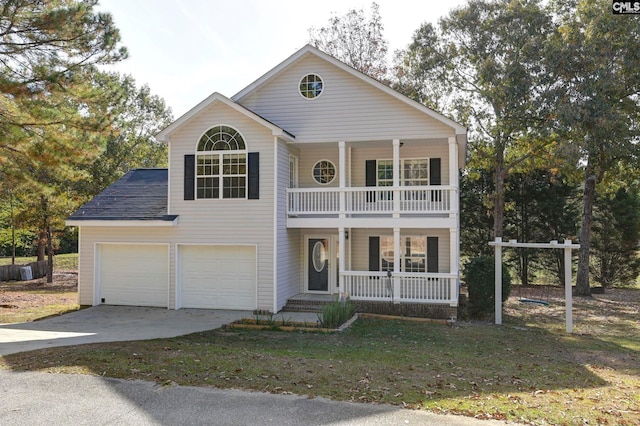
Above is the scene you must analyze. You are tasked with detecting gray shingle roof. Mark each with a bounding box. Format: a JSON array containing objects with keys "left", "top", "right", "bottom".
[{"left": 68, "top": 169, "right": 176, "bottom": 222}]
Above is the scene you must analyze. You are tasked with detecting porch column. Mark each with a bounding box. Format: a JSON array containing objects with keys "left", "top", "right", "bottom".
[
  {"left": 339, "top": 141, "right": 346, "bottom": 218},
  {"left": 393, "top": 139, "right": 401, "bottom": 218},
  {"left": 449, "top": 228, "right": 459, "bottom": 306},
  {"left": 339, "top": 227, "right": 346, "bottom": 293},
  {"left": 393, "top": 227, "right": 401, "bottom": 303},
  {"left": 448, "top": 137, "right": 459, "bottom": 219}
]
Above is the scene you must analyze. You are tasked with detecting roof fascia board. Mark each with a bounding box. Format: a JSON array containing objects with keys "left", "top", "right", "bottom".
[{"left": 66, "top": 219, "right": 178, "bottom": 227}]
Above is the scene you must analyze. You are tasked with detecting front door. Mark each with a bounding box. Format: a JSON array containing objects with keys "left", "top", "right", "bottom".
[{"left": 307, "top": 238, "right": 329, "bottom": 292}]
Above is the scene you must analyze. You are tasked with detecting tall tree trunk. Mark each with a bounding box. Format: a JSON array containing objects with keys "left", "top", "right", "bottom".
[
  {"left": 37, "top": 230, "right": 47, "bottom": 261},
  {"left": 37, "top": 195, "right": 48, "bottom": 262},
  {"left": 46, "top": 226, "right": 53, "bottom": 283},
  {"left": 576, "top": 173, "right": 596, "bottom": 296},
  {"left": 10, "top": 192, "right": 15, "bottom": 265}
]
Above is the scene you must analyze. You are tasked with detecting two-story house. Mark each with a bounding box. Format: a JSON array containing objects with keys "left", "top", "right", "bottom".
[{"left": 67, "top": 45, "right": 467, "bottom": 318}]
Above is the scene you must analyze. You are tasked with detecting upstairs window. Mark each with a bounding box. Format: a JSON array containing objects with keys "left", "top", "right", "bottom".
[
  {"left": 299, "top": 73, "right": 324, "bottom": 99},
  {"left": 312, "top": 160, "right": 336, "bottom": 184},
  {"left": 196, "top": 126, "right": 247, "bottom": 199},
  {"left": 377, "top": 159, "right": 430, "bottom": 186}
]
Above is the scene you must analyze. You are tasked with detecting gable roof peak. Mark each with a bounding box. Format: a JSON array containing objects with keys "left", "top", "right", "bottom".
[
  {"left": 156, "top": 91, "right": 293, "bottom": 142},
  {"left": 232, "top": 44, "right": 466, "bottom": 136}
]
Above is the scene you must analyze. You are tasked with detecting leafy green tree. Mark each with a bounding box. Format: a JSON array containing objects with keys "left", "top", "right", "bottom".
[
  {"left": 308, "top": 2, "right": 389, "bottom": 81},
  {"left": 505, "top": 170, "right": 580, "bottom": 286},
  {"left": 0, "top": 0, "right": 127, "bottom": 174},
  {"left": 394, "top": 0, "right": 554, "bottom": 241},
  {"left": 0, "top": 188, "right": 35, "bottom": 260},
  {"left": 77, "top": 73, "right": 173, "bottom": 197},
  {"left": 591, "top": 187, "right": 640, "bottom": 288},
  {"left": 0, "top": 0, "right": 127, "bottom": 280},
  {"left": 460, "top": 167, "right": 494, "bottom": 259},
  {"left": 543, "top": 0, "right": 640, "bottom": 295}
]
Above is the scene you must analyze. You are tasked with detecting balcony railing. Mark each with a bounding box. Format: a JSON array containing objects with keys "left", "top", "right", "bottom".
[
  {"left": 287, "top": 186, "right": 456, "bottom": 216},
  {"left": 342, "top": 271, "right": 459, "bottom": 305}
]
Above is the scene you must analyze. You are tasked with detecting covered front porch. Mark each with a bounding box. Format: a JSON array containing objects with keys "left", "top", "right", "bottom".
[{"left": 298, "top": 228, "right": 459, "bottom": 308}]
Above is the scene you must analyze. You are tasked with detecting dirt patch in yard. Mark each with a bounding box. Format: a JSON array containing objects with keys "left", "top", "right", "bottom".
[
  {"left": 0, "top": 273, "right": 78, "bottom": 322},
  {"left": 505, "top": 285, "right": 640, "bottom": 331}
]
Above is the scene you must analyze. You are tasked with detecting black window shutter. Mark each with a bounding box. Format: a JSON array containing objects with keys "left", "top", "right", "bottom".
[
  {"left": 365, "top": 160, "right": 376, "bottom": 202},
  {"left": 184, "top": 154, "right": 195, "bottom": 200},
  {"left": 248, "top": 152, "right": 259, "bottom": 199},
  {"left": 369, "top": 236, "right": 380, "bottom": 271},
  {"left": 365, "top": 160, "right": 377, "bottom": 186},
  {"left": 429, "top": 158, "right": 442, "bottom": 202},
  {"left": 427, "top": 237, "right": 439, "bottom": 273},
  {"left": 429, "top": 158, "right": 441, "bottom": 185}
]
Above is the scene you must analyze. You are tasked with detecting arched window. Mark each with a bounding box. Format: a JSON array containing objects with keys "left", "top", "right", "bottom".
[{"left": 196, "top": 125, "right": 247, "bottom": 199}]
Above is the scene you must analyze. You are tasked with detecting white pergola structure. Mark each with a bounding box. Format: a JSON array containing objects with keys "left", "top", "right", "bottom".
[{"left": 489, "top": 238, "right": 580, "bottom": 333}]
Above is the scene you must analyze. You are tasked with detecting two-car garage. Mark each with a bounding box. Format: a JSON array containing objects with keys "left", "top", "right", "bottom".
[{"left": 96, "top": 243, "right": 256, "bottom": 310}]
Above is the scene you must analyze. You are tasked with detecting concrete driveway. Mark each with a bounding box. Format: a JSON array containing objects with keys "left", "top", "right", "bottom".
[{"left": 0, "top": 305, "right": 318, "bottom": 356}]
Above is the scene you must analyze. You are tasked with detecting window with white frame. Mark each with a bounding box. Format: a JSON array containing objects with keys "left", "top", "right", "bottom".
[
  {"left": 312, "top": 160, "right": 336, "bottom": 184},
  {"left": 299, "top": 73, "right": 324, "bottom": 99},
  {"left": 376, "top": 159, "right": 429, "bottom": 186},
  {"left": 196, "top": 126, "right": 247, "bottom": 199},
  {"left": 380, "top": 236, "right": 427, "bottom": 273}
]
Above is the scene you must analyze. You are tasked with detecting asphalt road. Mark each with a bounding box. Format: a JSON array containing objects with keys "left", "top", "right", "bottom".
[{"left": 0, "top": 370, "right": 507, "bottom": 425}]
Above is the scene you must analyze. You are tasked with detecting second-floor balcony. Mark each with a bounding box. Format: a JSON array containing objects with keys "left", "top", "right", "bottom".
[{"left": 287, "top": 186, "right": 457, "bottom": 217}]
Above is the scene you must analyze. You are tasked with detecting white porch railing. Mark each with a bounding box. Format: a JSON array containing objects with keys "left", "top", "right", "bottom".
[
  {"left": 287, "top": 186, "right": 455, "bottom": 216},
  {"left": 342, "top": 271, "right": 459, "bottom": 305}
]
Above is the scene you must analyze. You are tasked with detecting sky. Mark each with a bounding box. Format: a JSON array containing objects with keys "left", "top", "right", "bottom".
[{"left": 97, "top": 0, "right": 466, "bottom": 118}]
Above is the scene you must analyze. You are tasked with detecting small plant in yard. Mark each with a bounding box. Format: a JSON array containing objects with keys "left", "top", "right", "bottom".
[
  {"left": 317, "top": 299, "right": 354, "bottom": 328},
  {"left": 280, "top": 315, "right": 292, "bottom": 327}
]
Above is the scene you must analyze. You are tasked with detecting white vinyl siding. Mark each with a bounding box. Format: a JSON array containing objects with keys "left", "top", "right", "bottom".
[
  {"left": 237, "top": 55, "right": 456, "bottom": 142},
  {"left": 276, "top": 142, "right": 302, "bottom": 310},
  {"left": 298, "top": 146, "right": 340, "bottom": 188},
  {"left": 76, "top": 103, "right": 278, "bottom": 312},
  {"left": 168, "top": 102, "right": 276, "bottom": 310}
]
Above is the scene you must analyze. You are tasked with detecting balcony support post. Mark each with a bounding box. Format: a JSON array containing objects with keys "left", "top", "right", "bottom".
[
  {"left": 393, "top": 139, "right": 401, "bottom": 218},
  {"left": 393, "top": 227, "right": 401, "bottom": 303},
  {"left": 449, "top": 227, "right": 459, "bottom": 306},
  {"left": 338, "top": 226, "right": 346, "bottom": 293},
  {"left": 339, "top": 141, "right": 346, "bottom": 219},
  {"left": 448, "top": 137, "right": 459, "bottom": 220}
]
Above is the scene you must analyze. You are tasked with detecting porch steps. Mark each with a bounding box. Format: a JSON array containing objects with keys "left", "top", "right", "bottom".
[{"left": 282, "top": 294, "right": 336, "bottom": 313}]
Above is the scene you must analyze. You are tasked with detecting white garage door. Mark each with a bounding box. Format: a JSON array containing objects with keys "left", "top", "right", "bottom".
[
  {"left": 98, "top": 244, "right": 168, "bottom": 307},
  {"left": 179, "top": 245, "right": 256, "bottom": 310}
]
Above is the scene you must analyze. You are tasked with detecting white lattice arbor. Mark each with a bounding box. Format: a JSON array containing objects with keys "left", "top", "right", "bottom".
[{"left": 489, "top": 238, "right": 580, "bottom": 333}]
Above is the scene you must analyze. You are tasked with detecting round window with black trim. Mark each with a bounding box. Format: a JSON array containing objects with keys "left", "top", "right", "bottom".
[
  {"left": 312, "top": 160, "right": 336, "bottom": 185},
  {"left": 299, "top": 74, "right": 324, "bottom": 99}
]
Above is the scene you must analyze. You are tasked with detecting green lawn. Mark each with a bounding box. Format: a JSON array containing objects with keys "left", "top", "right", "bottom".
[
  {"left": 0, "top": 253, "right": 78, "bottom": 271},
  {"left": 1, "top": 288, "right": 638, "bottom": 425}
]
